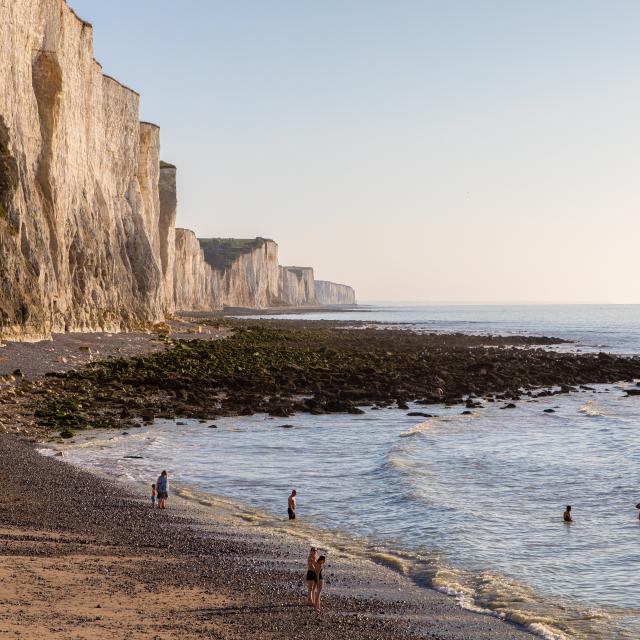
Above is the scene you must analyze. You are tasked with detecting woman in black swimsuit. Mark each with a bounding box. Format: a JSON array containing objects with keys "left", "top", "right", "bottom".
[
  {"left": 314, "top": 555, "right": 326, "bottom": 611},
  {"left": 305, "top": 547, "right": 318, "bottom": 606}
]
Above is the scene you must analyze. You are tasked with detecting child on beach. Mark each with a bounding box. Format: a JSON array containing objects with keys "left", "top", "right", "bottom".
[{"left": 151, "top": 483, "right": 157, "bottom": 509}]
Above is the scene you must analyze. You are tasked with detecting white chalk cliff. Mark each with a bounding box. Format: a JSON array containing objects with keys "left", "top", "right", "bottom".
[
  {"left": 174, "top": 229, "right": 220, "bottom": 312},
  {"left": 279, "top": 266, "right": 318, "bottom": 307},
  {"left": 198, "top": 238, "right": 282, "bottom": 309},
  {"left": 0, "top": 0, "right": 172, "bottom": 338},
  {"left": 314, "top": 281, "right": 356, "bottom": 305}
]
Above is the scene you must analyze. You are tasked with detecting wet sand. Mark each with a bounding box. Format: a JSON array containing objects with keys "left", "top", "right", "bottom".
[{"left": 0, "top": 435, "right": 534, "bottom": 639}]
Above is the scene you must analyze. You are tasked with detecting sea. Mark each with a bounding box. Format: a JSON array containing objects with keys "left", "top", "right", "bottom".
[{"left": 44, "top": 304, "right": 640, "bottom": 640}]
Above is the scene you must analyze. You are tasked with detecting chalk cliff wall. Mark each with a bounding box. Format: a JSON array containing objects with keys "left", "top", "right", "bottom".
[
  {"left": 159, "top": 162, "right": 177, "bottom": 313},
  {"left": 279, "top": 266, "right": 317, "bottom": 307},
  {"left": 174, "top": 229, "right": 220, "bottom": 311},
  {"left": 0, "top": 0, "right": 172, "bottom": 338},
  {"left": 173, "top": 236, "right": 358, "bottom": 311},
  {"left": 314, "top": 281, "right": 356, "bottom": 305},
  {"left": 199, "top": 238, "right": 281, "bottom": 309}
]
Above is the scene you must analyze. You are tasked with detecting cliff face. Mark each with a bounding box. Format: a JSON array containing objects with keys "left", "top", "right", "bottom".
[
  {"left": 279, "top": 266, "right": 317, "bottom": 307},
  {"left": 314, "top": 280, "right": 356, "bottom": 305},
  {"left": 158, "top": 162, "right": 177, "bottom": 313},
  {"left": 0, "top": 0, "right": 172, "bottom": 338},
  {"left": 174, "top": 229, "right": 220, "bottom": 311},
  {"left": 173, "top": 237, "right": 358, "bottom": 311},
  {"left": 199, "top": 238, "right": 281, "bottom": 308}
]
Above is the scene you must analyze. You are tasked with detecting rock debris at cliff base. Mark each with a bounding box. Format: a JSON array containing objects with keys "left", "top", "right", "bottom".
[{"left": 4, "top": 319, "right": 638, "bottom": 440}]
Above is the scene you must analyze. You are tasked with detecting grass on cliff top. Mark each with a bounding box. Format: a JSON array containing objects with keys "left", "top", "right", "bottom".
[{"left": 198, "top": 237, "right": 271, "bottom": 271}]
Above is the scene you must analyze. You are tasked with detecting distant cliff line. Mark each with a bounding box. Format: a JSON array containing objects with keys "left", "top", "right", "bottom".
[
  {"left": 0, "top": 0, "right": 355, "bottom": 338},
  {"left": 174, "top": 231, "right": 356, "bottom": 311}
]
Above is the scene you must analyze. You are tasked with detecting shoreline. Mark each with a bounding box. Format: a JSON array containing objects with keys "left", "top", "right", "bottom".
[
  {"left": 1, "top": 317, "right": 638, "bottom": 638},
  {"left": 0, "top": 434, "right": 535, "bottom": 639},
  {"left": 48, "top": 395, "right": 640, "bottom": 640}
]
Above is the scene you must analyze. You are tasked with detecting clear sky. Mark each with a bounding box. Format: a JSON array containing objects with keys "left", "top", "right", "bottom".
[{"left": 71, "top": 0, "right": 639, "bottom": 303}]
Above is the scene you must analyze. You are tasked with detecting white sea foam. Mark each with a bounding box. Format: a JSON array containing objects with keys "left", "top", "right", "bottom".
[
  {"left": 399, "top": 420, "right": 433, "bottom": 437},
  {"left": 579, "top": 400, "right": 607, "bottom": 417}
]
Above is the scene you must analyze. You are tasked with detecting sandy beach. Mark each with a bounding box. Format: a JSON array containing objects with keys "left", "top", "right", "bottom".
[{"left": 0, "top": 433, "right": 535, "bottom": 639}]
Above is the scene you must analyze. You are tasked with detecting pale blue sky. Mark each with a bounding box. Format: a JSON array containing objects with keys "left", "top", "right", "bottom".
[{"left": 71, "top": 1, "right": 640, "bottom": 302}]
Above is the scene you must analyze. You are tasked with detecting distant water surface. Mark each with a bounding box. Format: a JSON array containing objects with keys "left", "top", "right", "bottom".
[{"left": 237, "top": 304, "right": 640, "bottom": 355}]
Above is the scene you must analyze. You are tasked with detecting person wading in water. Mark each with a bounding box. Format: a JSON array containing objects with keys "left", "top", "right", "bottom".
[{"left": 288, "top": 489, "right": 297, "bottom": 520}]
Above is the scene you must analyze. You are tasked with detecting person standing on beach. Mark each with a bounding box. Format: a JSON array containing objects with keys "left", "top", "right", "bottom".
[
  {"left": 151, "top": 483, "right": 157, "bottom": 509},
  {"left": 314, "top": 555, "right": 326, "bottom": 612},
  {"left": 305, "top": 547, "right": 318, "bottom": 606},
  {"left": 288, "top": 489, "right": 297, "bottom": 520},
  {"left": 156, "top": 470, "right": 168, "bottom": 510}
]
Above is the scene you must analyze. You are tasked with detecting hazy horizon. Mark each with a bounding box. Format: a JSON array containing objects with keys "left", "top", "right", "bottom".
[{"left": 71, "top": 1, "right": 639, "bottom": 304}]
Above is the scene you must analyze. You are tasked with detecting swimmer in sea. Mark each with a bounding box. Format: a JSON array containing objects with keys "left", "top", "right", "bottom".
[{"left": 563, "top": 505, "right": 573, "bottom": 522}]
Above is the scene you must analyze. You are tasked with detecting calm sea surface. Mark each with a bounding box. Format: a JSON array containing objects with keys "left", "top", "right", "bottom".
[
  {"left": 240, "top": 303, "right": 640, "bottom": 354},
  {"left": 48, "top": 305, "right": 640, "bottom": 640}
]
